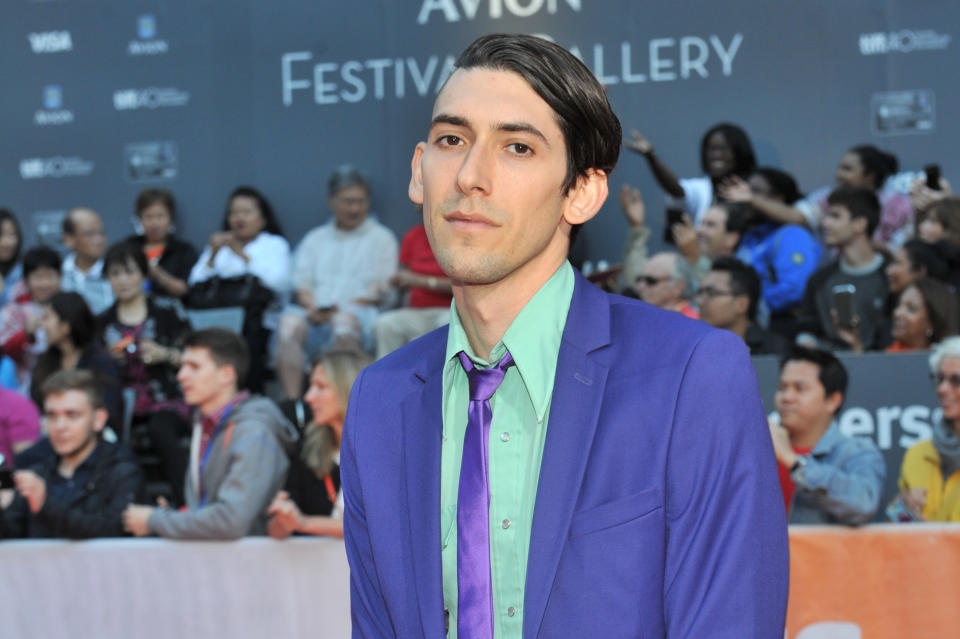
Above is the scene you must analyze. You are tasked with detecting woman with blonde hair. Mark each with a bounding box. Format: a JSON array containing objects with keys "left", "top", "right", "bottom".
[{"left": 268, "top": 349, "right": 371, "bottom": 538}]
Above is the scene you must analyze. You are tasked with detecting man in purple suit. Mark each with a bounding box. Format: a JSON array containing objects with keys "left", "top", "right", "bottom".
[{"left": 342, "top": 34, "right": 788, "bottom": 638}]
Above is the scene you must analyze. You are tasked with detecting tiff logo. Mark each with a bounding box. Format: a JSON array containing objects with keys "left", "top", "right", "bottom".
[
  {"left": 28, "top": 30, "right": 72, "bottom": 53},
  {"left": 859, "top": 29, "right": 951, "bottom": 55}
]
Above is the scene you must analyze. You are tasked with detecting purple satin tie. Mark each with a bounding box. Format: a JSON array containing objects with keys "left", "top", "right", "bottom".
[{"left": 456, "top": 350, "right": 514, "bottom": 639}]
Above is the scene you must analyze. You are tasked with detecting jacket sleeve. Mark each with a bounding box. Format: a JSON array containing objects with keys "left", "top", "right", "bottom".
[
  {"left": 794, "top": 266, "right": 828, "bottom": 338},
  {"left": 342, "top": 370, "right": 397, "bottom": 638},
  {"left": 792, "top": 441, "right": 886, "bottom": 525},
  {"left": 147, "top": 423, "right": 288, "bottom": 540},
  {"left": 761, "top": 227, "right": 822, "bottom": 312},
  {"left": 34, "top": 459, "right": 143, "bottom": 538},
  {"left": 664, "top": 329, "right": 789, "bottom": 638}
]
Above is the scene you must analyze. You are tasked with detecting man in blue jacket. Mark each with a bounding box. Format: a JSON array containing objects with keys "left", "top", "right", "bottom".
[{"left": 342, "top": 33, "right": 789, "bottom": 638}]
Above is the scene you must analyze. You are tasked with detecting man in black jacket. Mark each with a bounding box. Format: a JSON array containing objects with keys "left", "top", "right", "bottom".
[{"left": 1, "top": 369, "right": 143, "bottom": 538}]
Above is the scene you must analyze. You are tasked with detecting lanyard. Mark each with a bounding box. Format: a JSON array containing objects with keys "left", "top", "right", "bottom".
[
  {"left": 198, "top": 403, "right": 236, "bottom": 506},
  {"left": 323, "top": 473, "right": 337, "bottom": 507}
]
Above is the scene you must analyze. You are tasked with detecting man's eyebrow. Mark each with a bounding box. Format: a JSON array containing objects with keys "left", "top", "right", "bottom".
[
  {"left": 430, "top": 113, "right": 469, "bottom": 129},
  {"left": 495, "top": 121, "right": 550, "bottom": 147},
  {"left": 429, "top": 114, "right": 551, "bottom": 147}
]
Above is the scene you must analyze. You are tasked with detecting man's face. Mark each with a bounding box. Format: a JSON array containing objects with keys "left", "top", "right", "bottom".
[
  {"left": 822, "top": 204, "right": 860, "bottom": 247},
  {"left": 775, "top": 360, "right": 840, "bottom": 435},
  {"left": 409, "top": 67, "right": 600, "bottom": 288},
  {"left": 697, "top": 206, "right": 734, "bottom": 259},
  {"left": 26, "top": 266, "right": 60, "bottom": 304},
  {"left": 696, "top": 270, "right": 744, "bottom": 329},
  {"left": 65, "top": 209, "right": 106, "bottom": 263},
  {"left": 636, "top": 253, "right": 682, "bottom": 309},
  {"left": 44, "top": 390, "right": 106, "bottom": 459},
  {"left": 329, "top": 185, "right": 370, "bottom": 231},
  {"left": 177, "top": 347, "right": 234, "bottom": 408}
]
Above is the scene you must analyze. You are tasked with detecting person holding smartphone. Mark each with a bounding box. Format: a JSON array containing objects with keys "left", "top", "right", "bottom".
[{"left": 795, "top": 186, "right": 892, "bottom": 351}]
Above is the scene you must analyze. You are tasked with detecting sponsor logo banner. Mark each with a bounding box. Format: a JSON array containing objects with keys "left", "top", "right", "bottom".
[
  {"left": 113, "top": 87, "right": 190, "bottom": 110},
  {"left": 124, "top": 141, "right": 179, "bottom": 181},
  {"left": 128, "top": 14, "right": 169, "bottom": 55},
  {"left": 859, "top": 29, "right": 951, "bottom": 55},
  {"left": 871, "top": 89, "right": 935, "bottom": 135},
  {"left": 28, "top": 30, "right": 73, "bottom": 53},
  {"left": 19, "top": 156, "right": 94, "bottom": 179},
  {"left": 34, "top": 85, "right": 74, "bottom": 126}
]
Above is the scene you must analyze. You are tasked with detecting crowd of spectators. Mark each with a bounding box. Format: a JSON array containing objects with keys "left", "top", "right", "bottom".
[{"left": 1, "top": 125, "right": 959, "bottom": 539}]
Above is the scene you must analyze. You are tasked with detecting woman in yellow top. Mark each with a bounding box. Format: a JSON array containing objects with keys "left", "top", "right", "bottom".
[{"left": 895, "top": 336, "right": 960, "bottom": 520}]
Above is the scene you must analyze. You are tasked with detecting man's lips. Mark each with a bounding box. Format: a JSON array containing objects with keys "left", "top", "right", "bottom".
[{"left": 444, "top": 211, "right": 497, "bottom": 227}]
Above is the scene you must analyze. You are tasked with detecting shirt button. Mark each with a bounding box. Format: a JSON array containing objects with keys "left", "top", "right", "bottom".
[
  {"left": 501, "top": 518, "right": 511, "bottom": 529},
  {"left": 507, "top": 606, "right": 516, "bottom": 617},
  {"left": 500, "top": 432, "right": 510, "bottom": 442}
]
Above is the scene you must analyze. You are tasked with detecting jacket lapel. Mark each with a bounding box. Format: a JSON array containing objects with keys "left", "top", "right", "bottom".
[
  {"left": 524, "top": 273, "right": 612, "bottom": 639},
  {"left": 403, "top": 332, "right": 447, "bottom": 638}
]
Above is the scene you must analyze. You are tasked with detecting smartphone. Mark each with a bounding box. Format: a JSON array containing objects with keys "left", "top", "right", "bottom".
[
  {"left": 663, "top": 207, "right": 686, "bottom": 244},
  {"left": 924, "top": 164, "right": 941, "bottom": 190},
  {"left": 0, "top": 468, "right": 14, "bottom": 490},
  {"left": 831, "top": 284, "right": 856, "bottom": 329}
]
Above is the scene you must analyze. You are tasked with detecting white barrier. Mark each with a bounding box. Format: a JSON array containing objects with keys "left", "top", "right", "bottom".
[{"left": 0, "top": 537, "right": 350, "bottom": 639}]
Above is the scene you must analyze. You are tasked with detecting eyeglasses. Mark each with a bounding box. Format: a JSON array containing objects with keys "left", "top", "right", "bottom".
[
  {"left": 931, "top": 372, "right": 960, "bottom": 389},
  {"left": 637, "top": 275, "right": 670, "bottom": 287},
  {"left": 695, "top": 287, "right": 736, "bottom": 299}
]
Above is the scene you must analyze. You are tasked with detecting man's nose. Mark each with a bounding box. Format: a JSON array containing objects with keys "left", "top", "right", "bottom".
[{"left": 455, "top": 144, "right": 493, "bottom": 196}]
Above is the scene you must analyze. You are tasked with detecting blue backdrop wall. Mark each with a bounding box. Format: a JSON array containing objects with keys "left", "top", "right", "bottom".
[{"left": 3, "top": 0, "right": 956, "bottom": 261}]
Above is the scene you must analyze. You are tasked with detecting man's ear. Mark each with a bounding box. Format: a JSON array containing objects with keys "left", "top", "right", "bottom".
[
  {"left": 92, "top": 408, "right": 108, "bottom": 433},
  {"left": 408, "top": 142, "right": 427, "bottom": 205},
  {"left": 562, "top": 169, "right": 608, "bottom": 226},
  {"left": 825, "top": 391, "right": 844, "bottom": 415},
  {"left": 734, "top": 294, "right": 750, "bottom": 317}
]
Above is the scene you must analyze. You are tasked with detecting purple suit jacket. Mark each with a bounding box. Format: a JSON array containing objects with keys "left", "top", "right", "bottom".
[{"left": 342, "top": 272, "right": 789, "bottom": 638}]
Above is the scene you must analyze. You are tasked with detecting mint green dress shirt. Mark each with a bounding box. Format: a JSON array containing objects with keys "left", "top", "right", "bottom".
[{"left": 440, "top": 261, "right": 574, "bottom": 638}]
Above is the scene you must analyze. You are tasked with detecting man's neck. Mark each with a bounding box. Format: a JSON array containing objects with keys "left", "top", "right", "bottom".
[
  {"left": 199, "top": 387, "right": 240, "bottom": 418},
  {"left": 74, "top": 254, "right": 98, "bottom": 272},
  {"left": 839, "top": 237, "right": 876, "bottom": 270},
  {"left": 453, "top": 249, "right": 567, "bottom": 361},
  {"left": 729, "top": 316, "right": 750, "bottom": 339},
  {"left": 59, "top": 439, "right": 97, "bottom": 479},
  {"left": 789, "top": 420, "right": 830, "bottom": 449}
]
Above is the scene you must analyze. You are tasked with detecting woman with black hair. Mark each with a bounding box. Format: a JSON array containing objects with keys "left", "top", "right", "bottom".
[
  {"left": 802, "top": 145, "right": 913, "bottom": 247},
  {"left": 124, "top": 188, "right": 198, "bottom": 303},
  {"left": 29, "top": 292, "right": 121, "bottom": 428},
  {"left": 0, "top": 208, "right": 24, "bottom": 308},
  {"left": 886, "top": 238, "right": 955, "bottom": 295},
  {"left": 99, "top": 241, "right": 191, "bottom": 502},
  {"left": 188, "top": 186, "right": 291, "bottom": 391},
  {"left": 625, "top": 122, "right": 756, "bottom": 224}
]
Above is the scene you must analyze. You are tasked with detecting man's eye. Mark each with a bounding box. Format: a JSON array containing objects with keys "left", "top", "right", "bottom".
[
  {"left": 508, "top": 143, "right": 532, "bottom": 156},
  {"left": 437, "top": 135, "right": 462, "bottom": 147}
]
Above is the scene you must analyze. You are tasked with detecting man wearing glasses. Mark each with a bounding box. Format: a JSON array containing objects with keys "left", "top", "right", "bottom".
[
  {"left": 60, "top": 207, "right": 113, "bottom": 314},
  {"left": 697, "top": 257, "right": 788, "bottom": 357},
  {"left": 634, "top": 251, "right": 699, "bottom": 318}
]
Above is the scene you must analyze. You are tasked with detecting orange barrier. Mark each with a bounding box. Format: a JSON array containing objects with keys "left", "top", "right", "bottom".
[{"left": 787, "top": 523, "right": 960, "bottom": 638}]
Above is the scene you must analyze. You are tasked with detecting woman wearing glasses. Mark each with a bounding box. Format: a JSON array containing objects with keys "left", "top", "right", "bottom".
[{"left": 892, "top": 337, "right": 960, "bottom": 521}]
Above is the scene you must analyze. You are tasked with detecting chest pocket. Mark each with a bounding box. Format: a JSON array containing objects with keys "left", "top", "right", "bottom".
[{"left": 569, "top": 488, "right": 662, "bottom": 538}]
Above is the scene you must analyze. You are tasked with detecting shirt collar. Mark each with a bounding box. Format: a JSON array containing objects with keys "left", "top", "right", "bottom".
[
  {"left": 200, "top": 391, "right": 249, "bottom": 431},
  {"left": 63, "top": 253, "right": 104, "bottom": 278},
  {"left": 444, "top": 261, "right": 574, "bottom": 422},
  {"left": 811, "top": 420, "right": 844, "bottom": 456}
]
